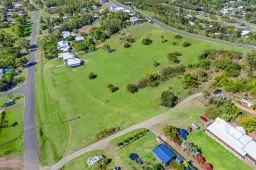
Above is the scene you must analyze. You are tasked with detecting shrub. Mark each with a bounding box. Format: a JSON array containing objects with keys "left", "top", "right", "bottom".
[
  {"left": 142, "top": 38, "right": 153, "bottom": 45},
  {"left": 175, "top": 34, "right": 182, "bottom": 39},
  {"left": 167, "top": 52, "right": 182, "bottom": 63},
  {"left": 137, "top": 77, "right": 150, "bottom": 88},
  {"left": 123, "top": 42, "right": 131, "bottom": 48},
  {"left": 102, "top": 44, "right": 111, "bottom": 53},
  {"left": 240, "top": 116, "right": 256, "bottom": 132},
  {"left": 153, "top": 60, "right": 160, "bottom": 67},
  {"left": 160, "top": 91, "right": 178, "bottom": 107},
  {"left": 88, "top": 72, "right": 97, "bottom": 79},
  {"left": 182, "top": 41, "right": 191, "bottom": 47},
  {"left": 150, "top": 81, "right": 159, "bottom": 87},
  {"left": 160, "top": 65, "right": 186, "bottom": 78},
  {"left": 146, "top": 72, "right": 159, "bottom": 81},
  {"left": 163, "top": 125, "right": 178, "bottom": 139},
  {"left": 126, "top": 84, "right": 139, "bottom": 93},
  {"left": 173, "top": 41, "right": 178, "bottom": 45},
  {"left": 126, "top": 35, "right": 136, "bottom": 43},
  {"left": 107, "top": 84, "right": 119, "bottom": 92}
]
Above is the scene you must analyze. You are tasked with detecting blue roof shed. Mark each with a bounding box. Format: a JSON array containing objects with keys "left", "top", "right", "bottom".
[
  {"left": 174, "top": 156, "right": 183, "bottom": 164},
  {"left": 153, "top": 144, "right": 176, "bottom": 166}
]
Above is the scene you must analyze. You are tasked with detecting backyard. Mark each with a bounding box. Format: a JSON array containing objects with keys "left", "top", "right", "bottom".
[
  {"left": 110, "top": 129, "right": 159, "bottom": 169},
  {"left": 61, "top": 150, "right": 115, "bottom": 170},
  {"left": 188, "top": 130, "right": 252, "bottom": 170},
  {"left": 36, "top": 23, "right": 248, "bottom": 165},
  {"left": 0, "top": 93, "right": 24, "bottom": 157}
]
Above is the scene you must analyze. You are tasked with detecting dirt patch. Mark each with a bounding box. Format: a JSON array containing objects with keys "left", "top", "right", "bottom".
[
  {"left": 0, "top": 157, "right": 23, "bottom": 170},
  {"left": 79, "top": 25, "right": 92, "bottom": 34},
  {"left": 101, "top": 2, "right": 115, "bottom": 10},
  {"left": 104, "top": 145, "right": 126, "bottom": 170}
]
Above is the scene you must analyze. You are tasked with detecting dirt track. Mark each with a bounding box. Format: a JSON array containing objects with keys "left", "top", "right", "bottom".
[{"left": 0, "top": 157, "right": 23, "bottom": 170}]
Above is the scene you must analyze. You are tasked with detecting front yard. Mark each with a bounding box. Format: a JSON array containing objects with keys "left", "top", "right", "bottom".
[{"left": 188, "top": 130, "right": 252, "bottom": 170}]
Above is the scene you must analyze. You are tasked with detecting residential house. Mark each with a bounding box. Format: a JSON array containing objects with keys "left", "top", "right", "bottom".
[
  {"left": 241, "top": 99, "right": 253, "bottom": 107},
  {"left": 62, "top": 31, "right": 71, "bottom": 39},
  {"left": 58, "top": 52, "right": 75, "bottom": 61},
  {"left": 130, "top": 17, "right": 143, "bottom": 24},
  {"left": 206, "top": 117, "right": 256, "bottom": 164},
  {"left": 66, "top": 58, "right": 83, "bottom": 67},
  {"left": 58, "top": 41, "right": 70, "bottom": 52},
  {"left": 75, "top": 36, "right": 85, "bottom": 42},
  {"left": 81, "top": 8, "right": 89, "bottom": 13}
]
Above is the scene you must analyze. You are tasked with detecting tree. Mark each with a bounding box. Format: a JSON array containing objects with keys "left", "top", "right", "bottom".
[
  {"left": 240, "top": 116, "right": 256, "bottom": 132},
  {"left": 126, "top": 84, "right": 138, "bottom": 93},
  {"left": 137, "top": 77, "right": 150, "bottom": 88},
  {"left": 162, "top": 125, "right": 178, "bottom": 139},
  {"left": 182, "top": 41, "right": 191, "bottom": 47},
  {"left": 123, "top": 42, "right": 131, "bottom": 48},
  {"left": 175, "top": 164, "right": 185, "bottom": 170},
  {"left": 247, "top": 51, "right": 256, "bottom": 70},
  {"left": 16, "top": 38, "right": 30, "bottom": 52},
  {"left": 160, "top": 91, "right": 178, "bottom": 107},
  {"left": 12, "top": 24, "right": 25, "bottom": 37},
  {"left": 142, "top": 38, "right": 152, "bottom": 45},
  {"left": 102, "top": 44, "right": 111, "bottom": 53},
  {"left": 152, "top": 164, "right": 165, "bottom": 170},
  {"left": 175, "top": 35, "right": 182, "bottom": 39},
  {"left": 146, "top": 72, "right": 158, "bottom": 81},
  {"left": 88, "top": 72, "right": 97, "bottom": 79}
]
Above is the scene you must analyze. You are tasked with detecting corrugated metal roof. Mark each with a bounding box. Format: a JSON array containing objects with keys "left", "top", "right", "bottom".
[{"left": 153, "top": 144, "right": 176, "bottom": 165}]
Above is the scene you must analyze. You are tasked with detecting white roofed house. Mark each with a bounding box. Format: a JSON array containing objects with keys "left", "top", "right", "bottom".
[
  {"left": 241, "top": 99, "right": 254, "bottom": 108},
  {"left": 206, "top": 118, "right": 256, "bottom": 164},
  {"left": 75, "top": 36, "right": 85, "bottom": 42},
  {"left": 81, "top": 8, "right": 89, "bottom": 13},
  {"left": 58, "top": 40, "right": 70, "bottom": 52},
  {"left": 58, "top": 52, "right": 74, "bottom": 61},
  {"left": 130, "top": 17, "right": 143, "bottom": 24},
  {"left": 241, "top": 30, "right": 250, "bottom": 37},
  {"left": 92, "top": 5, "right": 98, "bottom": 10},
  {"left": 62, "top": 31, "right": 71, "bottom": 39},
  {"left": 66, "top": 58, "right": 83, "bottom": 67}
]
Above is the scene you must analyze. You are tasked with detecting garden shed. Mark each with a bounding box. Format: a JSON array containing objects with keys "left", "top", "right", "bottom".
[{"left": 153, "top": 144, "right": 176, "bottom": 166}]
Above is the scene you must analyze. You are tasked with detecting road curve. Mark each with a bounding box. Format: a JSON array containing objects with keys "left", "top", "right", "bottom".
[
  {"left": 112, "top": 0, "right": 256, "bottom": 50},
  {"left": 23, "top": 9, "right": 40, "bottom": 170},
  {"left": 49, "top": 93, "right": 202, "bottom": 170}
]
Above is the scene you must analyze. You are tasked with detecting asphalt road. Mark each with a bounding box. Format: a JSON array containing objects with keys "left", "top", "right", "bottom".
[
  {"left": 23, "top": 9, "right": 40, "bottom": 170},
  {"left": 112, "top": 1, "right": 256, "bottom": 50},
  {"left": 49, "top": 93, "right": 203, "bottom": 170}
]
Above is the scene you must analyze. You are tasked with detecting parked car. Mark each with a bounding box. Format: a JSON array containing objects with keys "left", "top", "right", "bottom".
[
  {"left": 5, "top": 100, "right": 15, "bottom": 107},
  {"left": 200, "top": 116, "right": 208, "bottom": 122}
]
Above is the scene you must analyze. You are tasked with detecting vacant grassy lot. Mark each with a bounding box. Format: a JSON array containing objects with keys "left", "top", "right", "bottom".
[
  {"left": 110, "top": 129, "right": 159, "bottom": 169},
  {"left": 36, "top": 23, "right": 248, "bottom": 165},
  {"left": 188, "top": 130, "right": 252, "bottom": 170},
  {"left": 61, "top": 150, "right": 115, "bottom": 170}
]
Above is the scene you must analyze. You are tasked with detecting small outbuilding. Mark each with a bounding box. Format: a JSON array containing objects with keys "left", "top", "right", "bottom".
[
  {"left": 153, "top": 144, "right": 176, "bottom": 166},
  {"left": 75, "top": 36, "right": 85, "bottom": 42},
  {"left": 130, "top": 17, "right": 143, "bottom": 24},
  {"left": 66, "top": 58, "right": 83, "bottom": 67},
  {"left": 241, "top": 99, "right": 253, "bottom": 107}
]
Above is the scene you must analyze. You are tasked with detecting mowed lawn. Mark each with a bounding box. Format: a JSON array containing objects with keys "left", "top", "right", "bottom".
[
  {"left": 188, "top": 130, "right": 252, "bottom": 170},
  {"left": 36, "top": 23, "right": 248, "bottom": 165},
  {"left": 61, "top": 151, "right": 115, "bottom": 170},
  {"left": 0, "top": 107, "right": 24, "bottom": 157},
  {"left": 110, "top": 129, "right": 159, "bottom": 169}
]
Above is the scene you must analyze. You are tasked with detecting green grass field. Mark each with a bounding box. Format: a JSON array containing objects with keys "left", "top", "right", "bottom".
[
  {"left": 36, "top": 23, "right": 249, "bottom": 165},
  {"left": 0, "top": 94, "right": 24, "bottom": 110},
  {"left": 0, "top": 107, "right": 24, "bottom": 157},
  {"left": 61, "top": 150, "right": 115, "bottom": 170},
  {"left": 188, "top": 130, "right": 252, "bottom": 170},
  {"left": 110, "top": 129, "right": 159, "bottom": 169}
]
